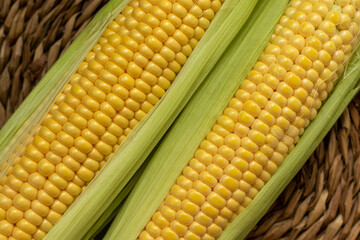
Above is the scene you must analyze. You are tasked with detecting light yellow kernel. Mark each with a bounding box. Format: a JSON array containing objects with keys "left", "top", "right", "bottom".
[
  {"left": 189, "top": 159, "right": 206, "bottom": 173},
  {"left": 161, "top": 205, "right": 176, "bottom": 222},
  {"left": 194, "top": 149, "right": 212, "bottom": 165},
  {"left": 223, "top": 164, "right": 242, "bottom": 180},
  {"left": 296, "top": 54, "right": 312, "bottom": 70},
  {"left": 235, "top": 89, "right": 251, "bottom": 103},
  {"left": 248, "top": 187, "right": 259, "bottom": 199},
  {"left": 313, "top": 3, "right": 328, "bottom": 17},
  {"left": 83, "top": 158, "right": 100, "bottom": 172},
  {"left": 182, "top": 200, "right": 199, "bottom": 218},
  {"left": 51, "top": 200, "right": 67, "bottom": 214},
  {"left": 269, "top": 63, "right": 287, "bottom": 80},
  {"left": 249, "top": 160, "right": 264, "bottom": 177},
  {"left": 220, "top": 174, "right": 239, "bottom": 191},
  {"left": 38, "top": 188, "right": 55, "bottom": 206},
  {"left": 326, "top": 9, "right": 341, "bottom": 25},
  {"left": 33, "top": 229, "right": 46, "bottom": 240},
  {"left": 176, "top": 175, "right": 193, "bottom": 190},
  {"left": 0, "top": 219, "right": 14, "bottom": 236},
  {"left": 20, "top": 182, "right": 38, "bottom": 200},
  {"left": 193, "top": 180, "right": 211, "bottom": 197},
  {"left": 270, "top": 125, "right": 285, "bottom": 140},
  {"left": 238, "top": 179, "right": 251, "bottom": 193},
  {"left": 170, "top": 185, "right": 186, "bottom": 200},
  {"left": 165, "top": 37, "right": 181, "bottom": 53},
  {"left": 276, "top": 142, "right": 289, "bottom": 155},
  {"left": 265, "top": 161, "right": 278, "bottom": 174},
  {"left": 82, "top": 95, "right": 100, "bottom": 112},
  {"left": 254, "top": 151, "right": 269, "bottom": 166},
  {"left": 57, "top": 131, "right": 74, "bottom": 148},
  {"left": 270, "top": 92, "right": 287, "bottom": 108},
  {"left": 66, "top": 183, "right": 82, "bottom": 197},
  {"left": 241, "top": 137, "right": 259, "bottom": 153},
  {"left": 319, "top": 20, "right": 336, "bottom": 36},
  {"left": 234, "top": 123, "right": 249, "bottom": 137},
  {"left": 138, "top": 231, "right": 154, "bottom": 240},
  {"left": 9, "top": 194, "right": 28, "bottom": 214},
  {"left": 12, "top": 227, "right": 32, "bottom": 240},
  {"left": 220, "top": 207, "right": 234, "bottom": 220},
  {"left": 38, "top": 126, "right": 56, "bottom": 143},
  {"left": 6, "top": 206, "right": 23, "bottom": 224},
  {"left": 38, "top": 159, "right": 55, "bottom": 177},
  {"left": 199, "top": 171, "right": 217, "bottom": 188},
  {"left": 207, "top": 223, "right": 222, "bottom": 238},
  {"left": 277, "top": 115, "right": 292, "bottom": 131},
  {"left": 287, "top": 96, "right": 302, "bottom": 113},
  {"left": 176, "top": 210, "right": 193, "bottom": 226},
  {"left": 318, "top": 49, "right": 332, "bottom": 66},
  {"left": 224, "top": 134, "right": 240, "bottom": 150},
  {"left": 6, "top": 175, "right": 22, "bottom": 191},
  {"left": 207, "top": 192, "right": 226, "bottom": 210},
  {"left": 75, "top": 166, "right": 94, "bottom": 184},
  {"left": 223, "top": 108, "right": 238, "bottom": 122},
  {"left": 87, "top": 60, "right": 103, "bottom": 75},
  {"left": 218, "top": 145, "right": 235, "bottom": 161},
  {"left": 264, "top": 101, "right": 282, "bottom": 117},
  {"left": 27, "top": 172, "right": 45, "bottom": 189},
  {"left": 47, "top": 210, "right": 62, "bottom": 225},
  {"left": 262, "top": 142, "right": 276, "bottom": 157},
  {"left": 252, "top": 178, "right": 264, "bottom": 191},
  {"left": 49, "top": 173, "right": 67, "bottom": 190},
  {"left": 39, "top": 218, "right": 53, "bottom": 233},
  {"left": 230, "top": 158, "right": 247, "bottom": 175},
  {"left": 145, "top": 221, "right": 161, "bottom": 237},
  {"left": 206, "top": 163, "right": 223, "bottom": 181},
  {"left": 211, "top": 154, "right": 227, "bottom": 170},
  {"left": 43, "top": 118, "right": 62, "bottom": 135},
  {"left": 183, "top": 167, "right": 198, "bottom": 181},
  {"left": 248, "top": 130, "right": 266, "bottom": 146},
  {"left": 75, "top": 104, "right": 93, "bottom": 121}
]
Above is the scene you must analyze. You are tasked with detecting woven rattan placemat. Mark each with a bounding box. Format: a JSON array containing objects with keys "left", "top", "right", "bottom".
[{"left": 1, "top": 0, "right": 359, "bottom": 239}]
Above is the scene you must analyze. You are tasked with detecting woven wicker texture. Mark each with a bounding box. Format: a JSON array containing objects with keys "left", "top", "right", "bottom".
[
  {"left": 0, "top": 0, "right": 359, "bottom": 239},
  {"left": 0, "top": 0, "right": 108, "bottom": 127}
]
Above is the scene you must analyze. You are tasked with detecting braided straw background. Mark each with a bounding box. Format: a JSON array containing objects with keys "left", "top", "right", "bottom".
[{"left": 0, "top": 0, "right": 359, "bottom": 239}]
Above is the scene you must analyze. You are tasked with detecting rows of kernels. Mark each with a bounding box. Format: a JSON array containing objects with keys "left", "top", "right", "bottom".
[
  {"left": 0, "top": 0, "right": 224, "bottom": 239},
  {"left": 138, "top": 1, "right": 360, "bottom": 239}
]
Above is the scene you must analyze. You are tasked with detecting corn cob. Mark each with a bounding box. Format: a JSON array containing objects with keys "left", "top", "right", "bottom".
[
  {"left": 128, "top": 0, "right": 360, "bottom": 239},
  {"left": 0, "top": 0, "right": 225, "bottom": 239}
]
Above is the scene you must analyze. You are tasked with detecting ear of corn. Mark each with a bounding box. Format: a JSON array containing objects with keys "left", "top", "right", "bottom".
[
  {"left": 218, "top": 47, "right": 360, "bottom": 240},
  {"left": 104, "top": 0, "right": 290, "bottom": 239},
  {"left": 105, "top": 0, "right": 360, "bottom": 240},
  {"left": 0, "top": 0, "right": 260, "bottom": 239}
]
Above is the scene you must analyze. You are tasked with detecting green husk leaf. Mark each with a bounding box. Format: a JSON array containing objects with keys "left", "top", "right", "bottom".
[
  {"left": 45, "top": 0, "right": 258, "bottom": 239},
  {"left": 218, "top": 45, "right": 360, "bottom": 240},
  {"left": 0, "top": 0, "right": 131, "bottom": 179},
  {"left": 82, "top": 161, "right": 147, "bottom": 240},
  {"left": 104, "top": 0, "right": 288, "bottom": 239}
]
